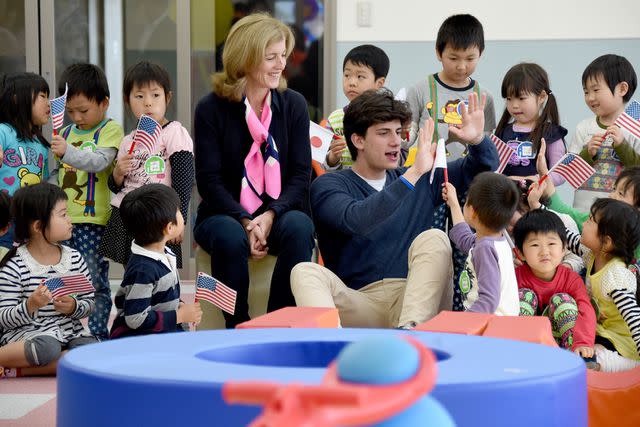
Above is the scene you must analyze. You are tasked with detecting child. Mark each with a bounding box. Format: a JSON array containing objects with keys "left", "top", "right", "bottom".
[
  {"left": 530, "top": 145, "right": 640, "bottom": 261},
  {"left": 513, "top": 209, "right": 596, "bottom": 367},
  {"left": 569, "top": 54, "right": 638, "bottom": 211},
  {"left": 442, "top": 172, "right": 520, "bottom": 315},
  {"left": 98, "top": 61, "right": 194, "bottom": 268},
  {"left": 323, "top": 44, "right": 389, "bottom": 170},
  {"left": 0, "top": 183, "right": 96, "bottom": 378},
  {"left": 406, "top": 14, "right": 495, "bottom": 161},
  {"left": 508, "top": 178, "right": 583, "bottom": 273},
  {"left": 0, "top": 192, "right": 10, "bottom": 260},
  {"left": 0, "top": 72, "right": 51, "bottom": 249},
  {"left": 49, "top": 63, "right": 124, "bottom": 340},
  {"left": 109, "top": 184, "right": 201, "bottom": 338},
  {"left": 564, "top": 198, "right": 640, "bottom": 372},
  {"left": 495, "top": 63, "right": 567, "bottom": 184}
]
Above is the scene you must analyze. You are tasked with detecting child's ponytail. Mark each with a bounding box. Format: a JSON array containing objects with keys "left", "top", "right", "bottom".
[
  {"left": 0, "top": 183, "right": 68, "bottom": 269},
  {"left": 531, "top": 90, "right": 561, "bottom": 154}
]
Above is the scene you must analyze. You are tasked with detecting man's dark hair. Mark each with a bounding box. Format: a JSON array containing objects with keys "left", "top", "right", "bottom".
[
  {"left": 513, "top": 209, "right": 567, "bottom": 251},
  {"left": 436, "top": 14, "right": 485, "bottom": 55},
  {"left": 343, "top": 44, "right": 390, "bottom": 81},
  {"left": 582, "top": 54, "right": 637, "bottom": 103},
  {"left": 120, "top": 184, "right": 180, "bottom": 246},
  {"left": 58, "top": 63, "right": 110, "bottom": 103},
  {"left": 466, "top": 172, "right": 519, "bottom": 232},
  {"left": 343, "top": 88, "right": 411, "bottom": 161}
]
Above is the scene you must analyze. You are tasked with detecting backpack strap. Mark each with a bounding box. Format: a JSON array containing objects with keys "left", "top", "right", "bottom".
[
  {"left": 91, "top": 118, "right": 112, "bottom": 141},
  {"left": 428, "top": 74, "right": 439, "bottom": 143},
  {"left": 60, "top": 124, "right": 73, "bottom": 140}
]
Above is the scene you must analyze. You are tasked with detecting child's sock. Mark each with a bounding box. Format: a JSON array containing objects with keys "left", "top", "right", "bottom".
[{"left": 1, "top": 367, "right": 21, "bottom": 378}]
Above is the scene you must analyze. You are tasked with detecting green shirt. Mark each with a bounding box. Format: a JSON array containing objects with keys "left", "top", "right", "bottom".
[{"left": 57, "top": 119, "right": 123, "bottom": 225}]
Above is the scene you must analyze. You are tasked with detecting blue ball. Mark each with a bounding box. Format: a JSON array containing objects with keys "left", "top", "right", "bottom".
[{"left": 336, "top": 337, "right": 419, "bottom": 385}]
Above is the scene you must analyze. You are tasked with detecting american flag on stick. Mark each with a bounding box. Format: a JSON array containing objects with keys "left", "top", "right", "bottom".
[
  {"left": 489, "top": 134, "right": 516, "bottom": 174},
  {"left": 549, "top": 153, "right": 595, "bottom": 189},
  {"left": 50, "top": 83, "right": 68, "bottom": 130},
  {"left": 196, "top": 272, "right": 237, "bottom": 315},
  {"left": 614, "top": 100, "right": 640, "bottom": 139},
  {"left": 43, "top": 274, "right": 94, "bottom": 299},
  {"left": 128, "top": 115, "right": 161, "bottom": 154}
]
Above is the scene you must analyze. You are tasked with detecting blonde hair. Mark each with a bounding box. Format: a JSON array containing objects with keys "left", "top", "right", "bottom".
[{"left": 213, "top": 13, "right": 294, "bottom": 102}]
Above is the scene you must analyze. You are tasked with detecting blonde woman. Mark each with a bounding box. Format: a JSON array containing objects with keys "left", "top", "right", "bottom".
[{"left": 193, "top": 13, "right": 314, "bottom": 328}]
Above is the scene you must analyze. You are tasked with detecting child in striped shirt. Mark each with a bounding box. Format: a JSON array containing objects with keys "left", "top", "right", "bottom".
[
  {"left": 0, "top": 183, "right": 96, "bottom": 378},
  {"left": 109, "top": 184, "right": 201, "bottom": 338}
]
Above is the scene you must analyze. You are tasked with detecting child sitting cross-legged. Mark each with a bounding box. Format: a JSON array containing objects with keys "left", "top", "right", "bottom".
[
  {"left": 513, "top": 209, "right": 597, "bottom": 369},
  {"left": 109, "top": 184, "right": 201, "bottom": 339},
  {"left": 442, "top": 172, "right": 520, "bottom": 315}
]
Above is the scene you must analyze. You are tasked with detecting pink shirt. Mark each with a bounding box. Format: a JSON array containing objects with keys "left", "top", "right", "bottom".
[{"left": 111, "top": 121, "right": 193, "bottom": 208}]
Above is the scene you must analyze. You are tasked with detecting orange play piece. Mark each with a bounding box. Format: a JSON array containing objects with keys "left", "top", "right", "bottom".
[
  {"left": 588, "top": 367, "right": 640, "bottom": 427},
  {"left": 482, "top": 316, "right": 557, "bottom": 347},
  {"left": 414, "top": 310, "right": 492, "bottom": 335},
  {"left": 236, "top": 307, "right": 340, "bottom": 329}
]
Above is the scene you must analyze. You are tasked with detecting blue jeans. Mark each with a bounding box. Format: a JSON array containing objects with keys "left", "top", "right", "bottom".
[
  {"left": 194, "top": 210, "right": 315, "bottom": 328},
  {"left": 64, "top": 224, "right": 111, "bottom": 340}
]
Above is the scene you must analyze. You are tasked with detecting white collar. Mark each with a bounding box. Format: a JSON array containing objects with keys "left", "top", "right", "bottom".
[
  {"left": 130, "top": 241, "right": 176, "bottom": 272},
  {"left": 17, "top": 244, "right": 74, "bottom": 275}
]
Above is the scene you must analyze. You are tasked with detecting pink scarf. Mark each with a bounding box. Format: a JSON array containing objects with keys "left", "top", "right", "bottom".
[{"left": 240, "top": 94, "right": 281, "bottom": 214}]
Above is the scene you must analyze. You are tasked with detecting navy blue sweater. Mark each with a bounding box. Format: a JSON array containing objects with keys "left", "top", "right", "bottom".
[
  {"left": 311, "top": 136, "right": 498, "bottom": 290},
  {"left": 194, "top": 88, "right": 311, "bottom": 223}
]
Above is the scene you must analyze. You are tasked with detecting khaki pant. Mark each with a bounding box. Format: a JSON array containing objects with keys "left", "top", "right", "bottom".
[{"left": 291, "top": 229, "right": 454, "bottom": 328}]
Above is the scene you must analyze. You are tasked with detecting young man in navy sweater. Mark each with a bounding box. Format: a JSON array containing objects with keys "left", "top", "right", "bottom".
[{"left": 291, "top": 89, "right": 498, "bottom": 328}]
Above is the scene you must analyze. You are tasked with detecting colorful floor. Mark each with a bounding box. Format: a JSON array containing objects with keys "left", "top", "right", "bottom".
[{"left": 0, "top": 283, "right": 195, "bottom": 426}]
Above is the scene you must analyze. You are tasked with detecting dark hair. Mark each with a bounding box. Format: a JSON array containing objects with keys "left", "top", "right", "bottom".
[
  {"left": 123, "top": 61, "right": 172, "bottom": 106},
  {"left": 513, "top": 209, "right": 567, "bottom": 252},
  {"left": 58, "top": 63, "right": 110, "bottom": 103},
  {"left": 343, "top": 44, "right": 390, "bottom": 81},
  {"left": 495, "top": 63, "right": 561, "bottom": 154},
  {"left": 614, "top": 166, "right": 640, "bottom": 208},
  {"left": 466, "top": 172, "right": 519, "bottom": 232},
  {"left": 513, "top": 178, "right": 550, "bottom": 214},
  {"left": 582, "top": 54, "right": 637, "bottom": 103},
  {"left": 0, "top": 183, "right": 68, "bottom": 268},
  {"left": 590, "top": 198, "right": 640, "bottom": 265},
  {"left": 119, "top": 184, "right": 180, "bottom": 246},
  {"left": 0, "top": 191, "right": 10, "bottom": 230},
  {"left": 343, "top": 88, "right": 411, "bottom": 161},
  {"left": 436, "top": 14, "right": 484, "bottom": 55},
  {"left": 0, "top": 72, "right": 50, "bottom": 145}
]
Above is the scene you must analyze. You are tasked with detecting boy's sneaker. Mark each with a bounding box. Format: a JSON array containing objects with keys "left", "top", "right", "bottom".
[
  {"left": 585, "top": 361, "right": 601, "bottom": 371},
  {"left": 397, "top": 321, "right": 417, "bottom": 330}
]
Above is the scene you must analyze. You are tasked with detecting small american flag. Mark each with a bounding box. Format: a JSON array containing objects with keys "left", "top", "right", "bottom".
[
  {"left": 549, "top": 153, "right": 595, "bottom": 189},
  {"left": 43, "top": 274, "right": 94, "bottom": 299},
  {"left": 128, "top": 115, "right": 161, "bottom": 154},
  {"left": 490, "top": 134, "right": 516, "bottom": 174},
  {"left": 196, "top": 272, "right": 237, "bottom": 315},
  {"left": 614, "top": 100, "right": 640, "bottom": 139},
  {"left": 50, "top": 83, "right": 68, "bottom": 130}
]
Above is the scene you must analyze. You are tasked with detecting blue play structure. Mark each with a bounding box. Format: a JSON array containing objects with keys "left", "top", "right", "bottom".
[{"left": 57, "top": 328, "right": 587, "bottom": 426}]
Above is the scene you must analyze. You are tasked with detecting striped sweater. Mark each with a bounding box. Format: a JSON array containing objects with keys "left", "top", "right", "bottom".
[
  {"left": 110, "top": 242, "right": 183, "bottom": 338},
  {"left": 0, "top": 245, "right": 94, "bottom": 345},
  {"left": 566, "top": 230, "right": 640, "bottom": 358}
]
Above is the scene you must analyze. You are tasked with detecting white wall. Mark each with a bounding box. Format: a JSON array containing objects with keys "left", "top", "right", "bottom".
[{"left": 337, "top": 0, "right": 640, "bottom": 41}]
